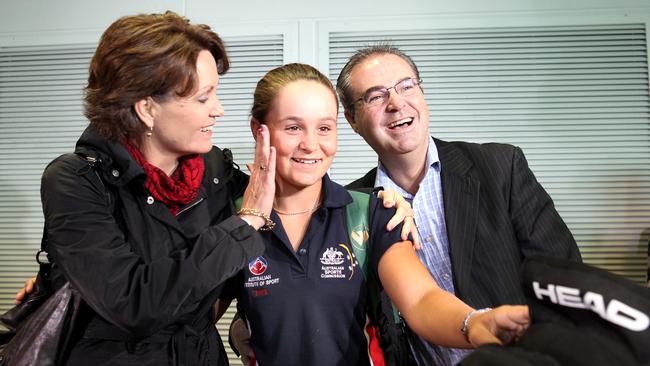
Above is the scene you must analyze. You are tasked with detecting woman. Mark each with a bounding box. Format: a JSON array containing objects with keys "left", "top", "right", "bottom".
[
  {"left": 234, "top": 63, "right": 529, "bottom": 365},
  {"left": 38, "top": 11, "right": 277, "bottom": 366}
]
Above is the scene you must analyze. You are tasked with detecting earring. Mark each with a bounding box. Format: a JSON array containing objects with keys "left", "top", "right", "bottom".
[{"left": 146, "top": 126, "right": 153, "bottom": 137}]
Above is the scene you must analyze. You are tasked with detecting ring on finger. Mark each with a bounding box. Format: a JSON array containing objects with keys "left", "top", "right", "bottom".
[{"left": 259, "top": 165, "right": 267, "bottom": 171}]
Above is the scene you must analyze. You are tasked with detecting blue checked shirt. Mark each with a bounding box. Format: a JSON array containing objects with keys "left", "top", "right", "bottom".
[{"left": 375, "top": 137, "right": 471, "bottom": 366}]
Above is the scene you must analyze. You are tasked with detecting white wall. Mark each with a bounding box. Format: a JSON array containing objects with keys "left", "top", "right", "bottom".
[
  {"left": 3, "top": 0, "right": 649, "bottom": 70},
  {"left": 2, "top": 0, "right": 650, "bottom": 36}
]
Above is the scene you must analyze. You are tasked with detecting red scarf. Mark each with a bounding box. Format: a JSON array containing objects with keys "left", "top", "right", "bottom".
[{"left": 123, "top": 142, "right": 205, "bottom": 216}]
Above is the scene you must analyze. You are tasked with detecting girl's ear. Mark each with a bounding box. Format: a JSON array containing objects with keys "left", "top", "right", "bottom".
[{"left": 134, "top": 97, "right": 157, "bottom": 128}]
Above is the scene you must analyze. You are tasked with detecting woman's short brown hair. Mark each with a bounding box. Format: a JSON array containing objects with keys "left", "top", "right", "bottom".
[{"left": 84, "top": 11, "right": 229, "bottom": 141}]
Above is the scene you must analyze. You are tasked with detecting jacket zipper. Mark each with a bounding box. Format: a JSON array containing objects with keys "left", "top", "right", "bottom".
[{"left": 175, "top": 197, "right": 205, "bottom": 217}]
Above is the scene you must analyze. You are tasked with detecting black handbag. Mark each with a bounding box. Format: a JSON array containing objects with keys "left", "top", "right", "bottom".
[
  {"left": 1, "top": 249, "right": 53, "bottom": 334},
  {"left": 0, "top": 282, "right": 82, "bottom": 366},
  {"left": 0, "top": 226, "right": 82, "bottom": 366}
]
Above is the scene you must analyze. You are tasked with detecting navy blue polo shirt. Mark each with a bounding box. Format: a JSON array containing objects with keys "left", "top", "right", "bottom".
[{"left": 238, "top": 175, "right": 404, "bottom": 366}]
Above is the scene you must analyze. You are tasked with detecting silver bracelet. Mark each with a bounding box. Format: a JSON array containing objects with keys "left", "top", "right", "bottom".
[{"left": 461, "top": 307, "right": 492, "bottom": 343}]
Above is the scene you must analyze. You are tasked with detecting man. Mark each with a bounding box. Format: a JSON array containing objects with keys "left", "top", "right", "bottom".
[{"left": 338, "top": 45, "right": 581, "bottom": 365}]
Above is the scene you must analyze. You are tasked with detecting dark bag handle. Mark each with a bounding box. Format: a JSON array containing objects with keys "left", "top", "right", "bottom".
[{"left": 0, "top": 225, "right": 51, "bottom": 332}]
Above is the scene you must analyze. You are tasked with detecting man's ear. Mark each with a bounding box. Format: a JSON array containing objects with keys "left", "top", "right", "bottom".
[
  {"left": 250, "top": 118, "right": 263, "bottom": 141},
  {"left": 133, "top": 97, "right": 156, "bottom": 129},
  {"left": 344, "top": 110, "right": 359, "bottom": 134}
]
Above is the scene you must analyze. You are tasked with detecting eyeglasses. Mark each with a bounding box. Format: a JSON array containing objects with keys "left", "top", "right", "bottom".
[{"left": 351, "top": 78, "right": 422, "bottom": 108}]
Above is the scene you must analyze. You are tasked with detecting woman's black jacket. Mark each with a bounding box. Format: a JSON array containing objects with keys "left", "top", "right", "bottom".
[{"left": 41, "top": 125, "right": 263, "bottom": 365}]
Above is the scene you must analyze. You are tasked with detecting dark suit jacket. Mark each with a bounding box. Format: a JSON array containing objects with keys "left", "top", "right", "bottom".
[{"left": 347, "top": 138, "right": 581, "bottom": 308}]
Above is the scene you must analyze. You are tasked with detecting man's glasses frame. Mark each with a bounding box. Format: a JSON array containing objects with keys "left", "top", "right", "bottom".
[{"left": 350, "top": 77, "right": 423, "bottom": 108}]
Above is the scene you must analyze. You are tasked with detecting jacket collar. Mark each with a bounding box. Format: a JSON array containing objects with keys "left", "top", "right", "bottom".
[
  {"left": 435, "top": 138, "right": 474, "bottom": 177},
  {"left": 74, "top": 125, "right": 236, "bottom": 194},
  {"left": 74, "top": 124, "right": 146, "bottom": 188}
]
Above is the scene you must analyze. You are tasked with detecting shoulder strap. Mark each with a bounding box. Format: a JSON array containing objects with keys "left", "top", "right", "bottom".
[
  {"left": 345, "top": 190, "right": 371, "bottom": 276},
  {"left": 345, "top": 190, "right": 402, "bottom": 325}
]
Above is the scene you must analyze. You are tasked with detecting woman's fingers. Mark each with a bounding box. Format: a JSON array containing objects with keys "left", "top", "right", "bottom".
[
  {"left": 263, "top": 146, "right": 276, "bottom": 190},
  {"left": 254, "top": 125, "right": 270, "bottom": 170},
  {"left": 247, "top": 124, "right": 271, "bottom": 175}
]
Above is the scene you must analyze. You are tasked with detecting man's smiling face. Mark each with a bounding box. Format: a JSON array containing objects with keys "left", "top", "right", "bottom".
[{"left": 346, "top": 53, "right": 430, "bottom": 160}]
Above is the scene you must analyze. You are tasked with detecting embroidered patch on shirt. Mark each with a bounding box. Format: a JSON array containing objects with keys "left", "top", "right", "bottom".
[
  {"left": 319, "top": 244, "right": 358, "bottom": 280},
  {"left": 246, "top": 256, "right": 280, "bottom": 288}
]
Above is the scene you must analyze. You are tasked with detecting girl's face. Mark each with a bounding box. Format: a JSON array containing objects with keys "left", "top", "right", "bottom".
[
  {"left": 262, "top": 80, "right": 338, "bottom": 192},
  {"left": 147, "top": 50, "right": 223, "bottom": 159}
]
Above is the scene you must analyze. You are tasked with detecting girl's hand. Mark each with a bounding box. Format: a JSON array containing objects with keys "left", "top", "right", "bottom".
[{"left": 377, "top": 189, "right": 421, "bottom": 249}]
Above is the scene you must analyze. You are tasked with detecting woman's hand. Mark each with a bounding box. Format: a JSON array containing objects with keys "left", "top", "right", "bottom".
[
  {"left": 239, "top": 125, "right": 276, "bottom": 230},
  {"left": 14, "top": 277, "right": 36, "bottom": 304},
  {"left": 377, "top": 189, "right": 421, "bottom": 249},
  {"left": 466, "top": 305, "right": 530, "bottom": 347}
]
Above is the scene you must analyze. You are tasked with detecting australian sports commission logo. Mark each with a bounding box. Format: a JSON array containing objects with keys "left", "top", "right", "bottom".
[
  {"left": 319, "top": 245, "right": 358, "bottom": 280},
  {"left": 320, "top": 247, "right": 345, "bottom": 265}
]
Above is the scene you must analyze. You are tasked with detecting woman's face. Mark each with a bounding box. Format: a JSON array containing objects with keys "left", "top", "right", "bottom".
[
  {"left": 148, "top": 50, "right": 223, "bottom": 158},
  {"left": 263, "top": 80, "right": 338, "bottom": 192}
]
